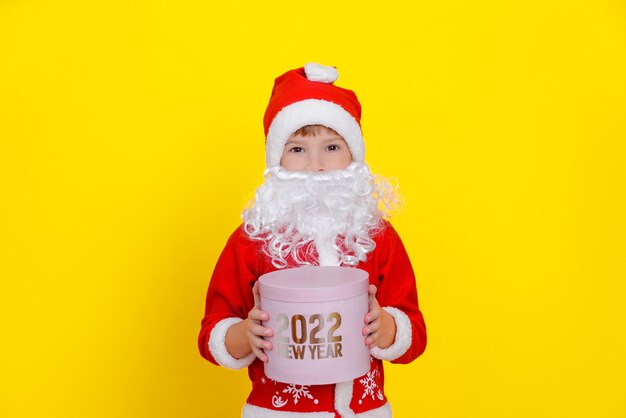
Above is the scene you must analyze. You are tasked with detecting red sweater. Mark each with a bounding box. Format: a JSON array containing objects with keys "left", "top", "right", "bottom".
[{"left": 198, "top": 222, "right": 426, "bottom": 417}]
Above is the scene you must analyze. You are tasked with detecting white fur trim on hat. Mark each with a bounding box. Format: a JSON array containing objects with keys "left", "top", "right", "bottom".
[
  {"left": 241, "top": 403, "right": 392, "bottom": 418},
  {"left": 208, "top": 317, "right": 256, "bottom": 370},
  {"left": 369, "top": 307, "right": 412, "bottom": 361},
  {"left": 266, "top": 99, "right": 364, "bottom": 167},
  {"left": 304, "top": 62, "right": 339, "bottom": 83}
]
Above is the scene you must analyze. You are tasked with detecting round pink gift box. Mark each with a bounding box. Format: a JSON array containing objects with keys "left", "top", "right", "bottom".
[{"left": 259, "top": 266, "right": 370, "bottom": 385}]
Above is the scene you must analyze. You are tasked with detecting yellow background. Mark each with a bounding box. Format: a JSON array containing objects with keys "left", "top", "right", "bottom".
[{"left": 1, "top": 1, "right": 625, "bottom": 417}]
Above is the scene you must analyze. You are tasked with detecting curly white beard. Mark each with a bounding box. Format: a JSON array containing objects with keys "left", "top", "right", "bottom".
[{"left": 242, "top": 162, "right": 400, "bottom": 268}]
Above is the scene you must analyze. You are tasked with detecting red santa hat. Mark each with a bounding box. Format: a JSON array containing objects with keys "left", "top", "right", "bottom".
[{"left": 263, "top": 63, "right": 365, "bottom": 167}]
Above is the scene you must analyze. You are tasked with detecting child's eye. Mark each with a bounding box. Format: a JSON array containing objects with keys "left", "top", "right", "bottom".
[
  {"left": 289, "top": 146, "right": 304, "bottom": 153},
  {"left": 326, "top": 144, "right": 340, "bottom": 151}
]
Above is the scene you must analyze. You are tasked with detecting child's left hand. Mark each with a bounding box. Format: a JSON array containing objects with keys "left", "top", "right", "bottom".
[{"left": 363, "top": 284, "right": 397, "bottom": 349}]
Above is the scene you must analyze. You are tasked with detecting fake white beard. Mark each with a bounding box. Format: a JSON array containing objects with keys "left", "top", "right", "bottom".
[{"left": 242, "top": 162, "right": 400, "bottom": 269}]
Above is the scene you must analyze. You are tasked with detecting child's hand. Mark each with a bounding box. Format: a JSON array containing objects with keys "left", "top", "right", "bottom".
[
  {"left": 246, "top": 281, "right": 274, "bottom": 362},
  {"left": 363, "top": 284, "right": 396, "bottom": 349}
]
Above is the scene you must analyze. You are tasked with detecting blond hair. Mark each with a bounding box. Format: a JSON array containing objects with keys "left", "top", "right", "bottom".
[{"left": 291, "top": 125, "right": 340, "bottom": 137}]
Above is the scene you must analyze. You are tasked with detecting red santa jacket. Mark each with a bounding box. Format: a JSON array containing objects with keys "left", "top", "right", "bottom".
[{"left": 198, "top": 222, "right": 427, "bottom": 417}]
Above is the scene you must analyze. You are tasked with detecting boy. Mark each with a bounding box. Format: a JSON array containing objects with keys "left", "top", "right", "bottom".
[{"left": 198, "top": 63, "right": 427, "bottom": 417}]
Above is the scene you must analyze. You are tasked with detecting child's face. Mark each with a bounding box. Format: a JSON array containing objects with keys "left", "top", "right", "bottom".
[{"left": 280, "top": 127, "right": 353, "bottom": 171}]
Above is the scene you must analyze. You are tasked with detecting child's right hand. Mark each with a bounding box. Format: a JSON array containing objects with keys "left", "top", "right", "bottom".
[{"left": 246, "top": 281, "right": 274, "bottom": 362}]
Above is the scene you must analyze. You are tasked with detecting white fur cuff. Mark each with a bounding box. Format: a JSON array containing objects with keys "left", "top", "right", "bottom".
[
  {"left": 370, "top": 307, "right": 412, "bottom": 361},
  {"left": 208, "top": 317, "right": 256, "bottom": 370}
]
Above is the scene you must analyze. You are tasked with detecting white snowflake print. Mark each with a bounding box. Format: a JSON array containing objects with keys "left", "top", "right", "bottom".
[
  {"left": 282, "top": 384, "right": 315, "bottom": 405},
  {"left": 272, "top": 392, "right": 288, "bottom": 408},
  {"left": 359, "top": 369, "right": 379, "bottom": 400}
]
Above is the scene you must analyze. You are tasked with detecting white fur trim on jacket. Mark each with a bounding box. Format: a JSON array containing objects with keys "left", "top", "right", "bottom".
[
  {"left": 208, "top": 317, "right": 255, "bottom": 370},
  {"left": 334, "top": 381, "right": 356, "bottom": 417},
  {"left": 265, "top": 99, "right": 364, "bottom": 167},
  {"left": 314, "top": 235, "right": 341, "bottom": 266},
  {"left": 242, "top": 402, "right": 392, "bottom": 418},
  {"left": 370, "top": 307, "right": 412, "bottom": 361}
]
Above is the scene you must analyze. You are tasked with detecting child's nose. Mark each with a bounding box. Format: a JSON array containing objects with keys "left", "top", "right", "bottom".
[
  {"left": 306, "top": 154, "right": 325, "bottom": 171},
  {"left": 306, "top": 162, "right": 325, "bottom": 171}
]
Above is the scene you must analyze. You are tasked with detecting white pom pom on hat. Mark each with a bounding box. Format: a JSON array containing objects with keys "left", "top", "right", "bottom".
[
  {"left": 303, "top": 62, "right": 339, "bottom": 83},
  {"left": 263, "top": 63, "right": 364, "bottom": 167}
]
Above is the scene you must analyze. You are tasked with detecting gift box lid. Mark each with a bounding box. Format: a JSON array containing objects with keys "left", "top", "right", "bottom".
[{"left": 259, "top": 266, "right": 369, "bottom": 303}]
